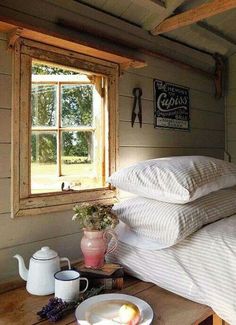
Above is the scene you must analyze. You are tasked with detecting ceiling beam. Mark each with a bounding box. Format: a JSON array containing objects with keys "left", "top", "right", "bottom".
[
  {"left": 143, "top": 0, "right": 185, "bottom": 30},
  {"left": 151, "top": 0, "right": 236, "bottom": 35}
]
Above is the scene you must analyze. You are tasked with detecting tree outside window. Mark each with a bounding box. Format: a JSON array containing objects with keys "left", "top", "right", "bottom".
[{"left": 31, "top": 61, "right": 105, "bottom": 193}]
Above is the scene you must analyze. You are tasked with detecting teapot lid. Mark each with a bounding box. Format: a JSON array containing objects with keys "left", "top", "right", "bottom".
[{"left": 33, "top": 246, "right": 58, "bottom": 260}]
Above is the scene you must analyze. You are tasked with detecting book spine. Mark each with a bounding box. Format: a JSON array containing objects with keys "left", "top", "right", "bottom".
[
  {"left": 88, "top": 277, "right": 123, "bottom": 290},
  {"left": 80, "top": 269, "right": 124, "bottom": 279}
]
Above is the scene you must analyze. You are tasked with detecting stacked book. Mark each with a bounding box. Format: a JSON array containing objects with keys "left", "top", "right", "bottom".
[{"left": 78, "top": 263, "right": 124, "bottom": 290}]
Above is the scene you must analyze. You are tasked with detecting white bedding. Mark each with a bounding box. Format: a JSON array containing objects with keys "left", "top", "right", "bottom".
[
  {"left": 107, "top": 215, "right": 236, "bottom": 324},
  {"left": 113, "top": 188, "right": 236, "bottom": 247}
]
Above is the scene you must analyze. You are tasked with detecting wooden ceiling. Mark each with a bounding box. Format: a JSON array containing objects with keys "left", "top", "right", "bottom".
[
  {"left": 151, "top": 0, "right": 236, "bottom": 35},
  {"left": 1, "top": 0, "right": 236, "bottom": 59},
  {"left": 75, "top": 0, "right": 182, "bottom": 30},
  {"left": 75, "top": 0, "right": 236, "bottom": 56}
]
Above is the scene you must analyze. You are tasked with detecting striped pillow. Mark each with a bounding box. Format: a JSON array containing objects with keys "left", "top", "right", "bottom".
[
  {"left": 108, "top": 156, "right": 236, "bottom": 203},
  {"left": 112, "top": 187, "right": 236, "bottom": 247}
]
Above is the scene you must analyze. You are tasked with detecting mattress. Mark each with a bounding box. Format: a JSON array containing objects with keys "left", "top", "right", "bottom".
[{"left": 107, "top": 215, "right": 236, "bottom": 324}]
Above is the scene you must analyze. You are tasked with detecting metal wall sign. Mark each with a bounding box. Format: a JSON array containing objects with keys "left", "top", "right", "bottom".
[{"left": 154, "top": 79, "right": 190, "bottom": 130}]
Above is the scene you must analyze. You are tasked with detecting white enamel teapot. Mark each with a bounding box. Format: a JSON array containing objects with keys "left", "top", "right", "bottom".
[{"left": 14, "top": 246, "right": 71, "bottom": 296}]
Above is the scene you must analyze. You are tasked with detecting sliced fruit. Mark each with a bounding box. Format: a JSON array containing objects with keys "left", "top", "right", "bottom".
[{"left": 119, "top": 302, "right": 141, "bottom": 324}]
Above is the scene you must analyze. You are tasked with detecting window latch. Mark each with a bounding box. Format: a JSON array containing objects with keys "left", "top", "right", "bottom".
[
  {"left": 61, "top": 182, "right": 74, "bottom": 191},
  {"left": 101, "top": 87, "right": 105, "bottom": 98}
]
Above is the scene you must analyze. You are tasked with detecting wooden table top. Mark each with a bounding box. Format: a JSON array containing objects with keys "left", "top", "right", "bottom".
[{"left": 0, "top": 274, "right": 218, "bottom": 325}]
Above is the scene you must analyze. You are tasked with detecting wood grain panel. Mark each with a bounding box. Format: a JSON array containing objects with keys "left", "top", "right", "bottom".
[
  {"left": 0, "top": 109, "right": 11, "bottom": 142},
  {"left": 119, "top": 76, "right": 223, "bottom": 115},
  {"left": 0, "top": 75, "right": 12, "bottom": 108},
  {"left": 130, "top": 55, "right": 214, "bottom": 91},
  {"left": 228, "top": 53, "right": 236, "bottom": 72},
  {"left": 227, "top": 68, "right": 236, "bottom": 87},
  {"left": 0, "top": 0, "right": 215, "bottom": 71},
  {"left": 0, "top": 232, "right": 83, "bottom": 281},
  {"left": 119, "top": 69, "right": 223, "bottom": 114},
  {"left": 0, "top": 22, "right": 226, "bottom": 283},
  {"left": 120, "top": 91, "right": 224, "bottom": 114},
  {"left": 151, "top": 0, "right": 236, "bottom": 35},
  {"left": 0, "top": 40, "right": 12, "bottom": 74},
  {"left": 226, "top": 104, "right": 236, "bottom": 116},
  {"left": 119, "top": 146, "right": 224, "bottom": 169},
  {"left": 0, "top": 33, "right": 7, "bottom": 41},
  {"left": 119, "top": 95, "right": 224, "bottom": 130},
  {"left": 0, "top": 210, "right": 81, "bottom": 249},
  {"left": 0, "top": 178, "right": 10, "bottom": 214},
  {"left": 227, "top": 123, "right": 236, "bottom": 141},
  {"left": 226, "top": 106, "right": 236, "bottom": 124},
  {"left": 227, "top": 141, "right": 236, "bottom": 157},
  {"left": 136, "top": 50, "right": 214, "bottom": 83},
  {"left": 0, "top": 276, "right": 219, "bottom": 325},
  {"left": 119, "top": 122, "right": 224, "bottom": 148},
  {"left": 0, "top": 144, "right": 11, "bottom": 177},
  {"left": 136, "top": 285, "right": 214, "bottom": 325},
  {"left": 226, "top": 89, "right": 236, "bottom": 107},
  {"left": 226, "top": 54, "right": 236, "bottom": 157},
  {"left": 190, "top": 90, "right": 224, "bottom": 113},
  {"left": 119, "top": 70, "right": 214, "bottom": 101}
]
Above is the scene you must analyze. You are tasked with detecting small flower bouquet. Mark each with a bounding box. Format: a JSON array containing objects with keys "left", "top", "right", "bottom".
[
  {"left": 72, "top": 203, "right": 119, "bottom": 231},
  {"left": 73, "top": 203, "right": 119, "bottom": 268}
]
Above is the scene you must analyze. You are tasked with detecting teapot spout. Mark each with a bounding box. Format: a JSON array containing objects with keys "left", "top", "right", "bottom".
[{"left": 13, "top": 254, "right": 28, "bottom": 281}]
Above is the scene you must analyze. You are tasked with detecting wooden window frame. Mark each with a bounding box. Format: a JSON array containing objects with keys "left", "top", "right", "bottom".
[{"left": 12, "top": 38, "right": 118, "bottom": 217}]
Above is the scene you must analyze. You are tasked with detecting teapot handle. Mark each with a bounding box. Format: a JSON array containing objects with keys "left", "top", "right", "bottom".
[
  {"left": 60, "top": 257, "right": 71, "bottom": 269},
  {"left": 103, "top": 229, "right": 118, "bottom": 255}
]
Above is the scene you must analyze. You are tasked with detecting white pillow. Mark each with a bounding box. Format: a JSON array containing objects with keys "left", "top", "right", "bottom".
[
  {"left": 108, "top": 156, "right": 236, "bottom": 203},
  {"left": 112, "top": 187, "right": 236, "bottom": 247}
]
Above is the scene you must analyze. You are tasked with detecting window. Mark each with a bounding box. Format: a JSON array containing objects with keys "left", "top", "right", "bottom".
[
  {"left": 31, "top": 61, "right": 105, "bottom": 193},
  {"left": 12, "top": 39, "right": 118, "bottom": 217}
]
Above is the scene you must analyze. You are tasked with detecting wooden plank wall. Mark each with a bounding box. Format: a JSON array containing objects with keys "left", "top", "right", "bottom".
[
  {"left": 226, "top": 54, "right": 236, "bottom": 163},
  {"left": 119, "top": 58, "right": 224, "bottom": 170},
  {"left": 118, "top": 55, "right": 224, "bottom": 199},
  {"left": 0, "top": 32, "right": 83, "bottom": 281},
  {"left": 0, "top": 3, "right": 225, "bottom": 282}
]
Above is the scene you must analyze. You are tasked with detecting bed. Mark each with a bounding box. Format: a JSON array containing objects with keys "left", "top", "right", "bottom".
[
  {"left": 108, "top": 156, "right": 236, "bottom": 324},
  {"left": 107, "top": 215, "right": 236, "bottom": 324}
]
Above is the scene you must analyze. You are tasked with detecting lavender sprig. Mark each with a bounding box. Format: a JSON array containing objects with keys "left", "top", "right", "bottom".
[
  {"left": 37, "top": 286, "right": 105, "bottom": 322},
  {"left": 47, "top": 302, "right": 76, "bottom": 322},
  {"left": 37, "top": 297, "right": 63, "bottom": 319}
]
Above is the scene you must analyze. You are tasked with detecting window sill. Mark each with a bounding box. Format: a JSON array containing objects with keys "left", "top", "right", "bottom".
[{"left": 13, "top": 188, "right": 117, "bottom": 217}]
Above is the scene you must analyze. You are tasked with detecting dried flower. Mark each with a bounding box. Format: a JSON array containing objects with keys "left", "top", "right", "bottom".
[{"left": 72, "top": 203, "right": 119, "bottom": 230}]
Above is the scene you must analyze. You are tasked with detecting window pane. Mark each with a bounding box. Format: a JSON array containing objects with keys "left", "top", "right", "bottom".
[
  {"left": 61, "top": 85, "right": 93, "bottom": 127},
  {"left": 61, "top": 131, "right": 102, "bottom": 190},
  {"left": 32, "top": 61, "right": 79, "bottom": 76},
  {"left": 30, "top": 60, "right": 105, "bottom": 194},
  {"left": 31, "top": 84, "right": 57, "bottom": 127},
  {"left": 31, "top": 132, "right": 57, "bottom": 193}
]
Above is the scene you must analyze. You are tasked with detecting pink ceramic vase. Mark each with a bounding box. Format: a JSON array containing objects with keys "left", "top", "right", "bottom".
[{"left": 81, "top": 229, "right": 118, "bottom": 269}]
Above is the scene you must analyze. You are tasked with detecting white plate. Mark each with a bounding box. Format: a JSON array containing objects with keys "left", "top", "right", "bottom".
[{"left": 75, "top": 293, "right": 153, "bottom": 325}]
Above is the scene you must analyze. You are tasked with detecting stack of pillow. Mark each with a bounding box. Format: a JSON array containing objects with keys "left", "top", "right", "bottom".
[{"left": 108, "top": 156, "right": 236, "bottom": 248}]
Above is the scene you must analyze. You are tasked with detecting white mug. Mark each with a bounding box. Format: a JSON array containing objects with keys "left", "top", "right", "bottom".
[{"left": 54, "top": 270, "right": 89, "bottom": 301}]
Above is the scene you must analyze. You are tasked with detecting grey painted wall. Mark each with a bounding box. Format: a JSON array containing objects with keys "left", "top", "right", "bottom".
[
  {"left": 0, "top": 1, "right": 225, "bottom": 283},
  {"left": 226, "top": 54, "right": 236, "bottom": 163}
]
